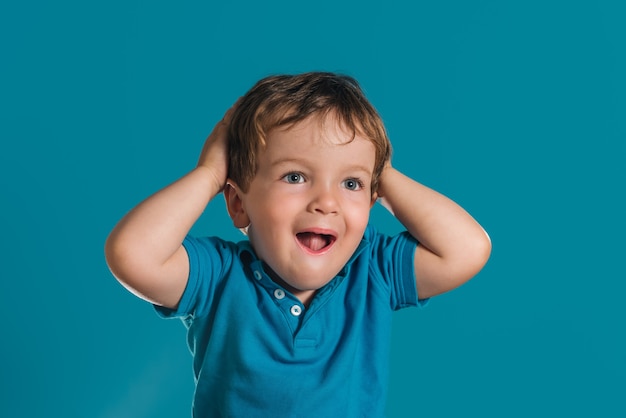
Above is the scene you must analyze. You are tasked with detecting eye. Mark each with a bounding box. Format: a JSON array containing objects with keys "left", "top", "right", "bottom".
[
  {"left": 342, "top": 178, "right": 364, "bottom": 191},
  {"left": 282, "top": 172, "right": 305, "bottom": 184}
]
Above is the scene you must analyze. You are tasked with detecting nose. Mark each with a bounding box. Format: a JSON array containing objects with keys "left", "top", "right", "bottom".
[{"left": 307, "top": 183, "right": 339, "bottom": 215}]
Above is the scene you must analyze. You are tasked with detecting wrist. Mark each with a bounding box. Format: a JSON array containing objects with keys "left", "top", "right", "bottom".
[
  {"left": 376, "top": 165, "right": 396, "bottom": 199},
  {"left": 193, "top": 165, "right": 226, "bottom": 196}
]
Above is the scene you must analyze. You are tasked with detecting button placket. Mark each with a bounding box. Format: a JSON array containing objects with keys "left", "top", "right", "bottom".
[{"left": 248, "top": 260, "right": 305, "bottom": 326}]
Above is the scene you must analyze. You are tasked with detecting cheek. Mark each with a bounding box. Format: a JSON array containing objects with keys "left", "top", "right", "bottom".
[
  {"left": 356, "top": 211, "right": 371, "bottom": 229},
  {"left": 345, "top": 201, "right": 372, "bottom": 229},
  {"left": 247, "top": 197, "right": 297, "bottom": 233}
]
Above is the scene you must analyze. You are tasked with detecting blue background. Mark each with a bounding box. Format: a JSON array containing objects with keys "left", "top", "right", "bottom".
[{"left": 1, "top": 1, "right": 624, "bottom": 417}]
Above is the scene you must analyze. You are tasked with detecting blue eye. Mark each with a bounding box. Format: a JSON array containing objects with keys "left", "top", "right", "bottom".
[
  {"left": 343, "top": 178, "right": 363, "bottom": 191},
  {"left": 283, "top": 173, "right": 304, "bottom": 184}
]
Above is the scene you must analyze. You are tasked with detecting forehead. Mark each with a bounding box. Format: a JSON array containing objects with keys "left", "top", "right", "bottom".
[
  {"left": 259, "top": 114, "right": 376, "bottom": 173},
  {"left": 268, "top": 112, "right": 372, "bottom": 147}
]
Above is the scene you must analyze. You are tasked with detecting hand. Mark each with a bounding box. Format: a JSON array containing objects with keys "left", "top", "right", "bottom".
[{"left": 197, "top": 100, "right": 239, "bottom": 192}]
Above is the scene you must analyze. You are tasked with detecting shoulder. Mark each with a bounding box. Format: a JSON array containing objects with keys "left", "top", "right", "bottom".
[
  {"left": 157, "top": 236, "right": 253, "bottom": 318},
  {"left": 183, "top": 235, "right": 250, "bottom": 264},
  {"left": 361, "top": 224, "right": 418, "bottom": 259},
  {"left": 353, "top": 225, "right": 420, "bottom": 309}
]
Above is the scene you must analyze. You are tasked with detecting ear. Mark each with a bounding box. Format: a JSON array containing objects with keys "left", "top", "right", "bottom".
[{"left": 224, "top": 181, "right": 251, "bottom": 229}]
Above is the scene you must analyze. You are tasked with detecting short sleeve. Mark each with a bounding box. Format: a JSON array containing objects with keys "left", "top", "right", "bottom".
[
  {"left": 154, "top": 235, "right": 236, "bottom": 319},
  {"left": 364, "top": 226, "right": 429, "bottom": 310}
]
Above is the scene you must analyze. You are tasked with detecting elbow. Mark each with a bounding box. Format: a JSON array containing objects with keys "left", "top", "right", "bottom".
[
  {"left": 104, "top": 231, "right": 126, "bottom": 284},
  {"left": 104, "top": 233, "right": 155, "bottom": 302},
  {"left": 447, "top": 228, "right": 492, "bottom": 290},
  {"left": 416, "top": 223, "right": 492, "bottom": 299},
  {"left": 104, "top": 230, "right": 139, "bottom": 288},
  {"left": 417, "top": 231, "right": 491, "bottom": 299},
  {"left": 476, "top": 228, "right": 492, "bottom": 269},
  {"left": 461, "top": 228, "right": 492, "bottom": 283}
]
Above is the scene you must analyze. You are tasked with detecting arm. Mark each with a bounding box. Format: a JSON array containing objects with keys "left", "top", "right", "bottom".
[
  {"left": 376, "top": 166, "right": 491, "bottom": 299},
  {"left": 104, "top": 105, "right": 234, "bottom": 309}
]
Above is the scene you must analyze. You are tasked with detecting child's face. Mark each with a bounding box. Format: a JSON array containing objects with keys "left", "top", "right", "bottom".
[{"left": 235, "top": 114, "right": 376, "bottom": 303}]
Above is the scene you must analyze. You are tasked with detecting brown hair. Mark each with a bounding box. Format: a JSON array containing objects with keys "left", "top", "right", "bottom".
[{"left": 227, "top": 72, "right": 391, "bottom": 194}]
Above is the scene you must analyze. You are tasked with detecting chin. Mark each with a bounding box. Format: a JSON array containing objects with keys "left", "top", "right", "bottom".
[{"left": 291, "top": 270, "right": 339, "bottom": 290}]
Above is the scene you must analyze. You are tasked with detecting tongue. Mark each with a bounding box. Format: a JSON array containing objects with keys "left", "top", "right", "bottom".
[{"left": 298, "top": 232, "right": 328, "bottom": 251}]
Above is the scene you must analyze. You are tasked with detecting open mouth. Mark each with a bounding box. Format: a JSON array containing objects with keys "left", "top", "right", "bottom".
[{"left": 296, "top": 232, "right": 336, "bottom": 253}]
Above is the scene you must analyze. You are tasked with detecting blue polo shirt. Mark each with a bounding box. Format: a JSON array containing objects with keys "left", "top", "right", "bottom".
[{"left": 156, "top": 225, "right": 425, "bottom": 417}]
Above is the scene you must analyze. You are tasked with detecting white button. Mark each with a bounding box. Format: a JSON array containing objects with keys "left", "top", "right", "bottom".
[
  {"left": 290, "top": 305, "right": 302, "bottom": 316},
  {"left": 274, "top": 289, "right": 285, "bottom": 299},
  {"left": 253, "top": 270, "right": 262, "bottom": 280}
]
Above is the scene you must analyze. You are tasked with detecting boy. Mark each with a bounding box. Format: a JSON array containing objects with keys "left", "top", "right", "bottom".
[{"left": 105, "top": 72, "right": 491, "bottom": 417}]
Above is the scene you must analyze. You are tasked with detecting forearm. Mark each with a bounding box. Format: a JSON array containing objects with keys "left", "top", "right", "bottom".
[
  {"left": 105, "top": 103, "right": 234, "bottom": 307},
  {"left": 377, "top": 167, "right": 491, "bottom": 297},
  {"left": 378, "top": 168, "right": 485, "bottom": 257},
  {"left": 105, "top": 166, "right": 219, "bottom": 275}
]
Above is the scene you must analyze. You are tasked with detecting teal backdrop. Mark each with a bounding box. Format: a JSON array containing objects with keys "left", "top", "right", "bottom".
[{"left": 1, "top": 1, "right": 624, "bottom": 417}]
